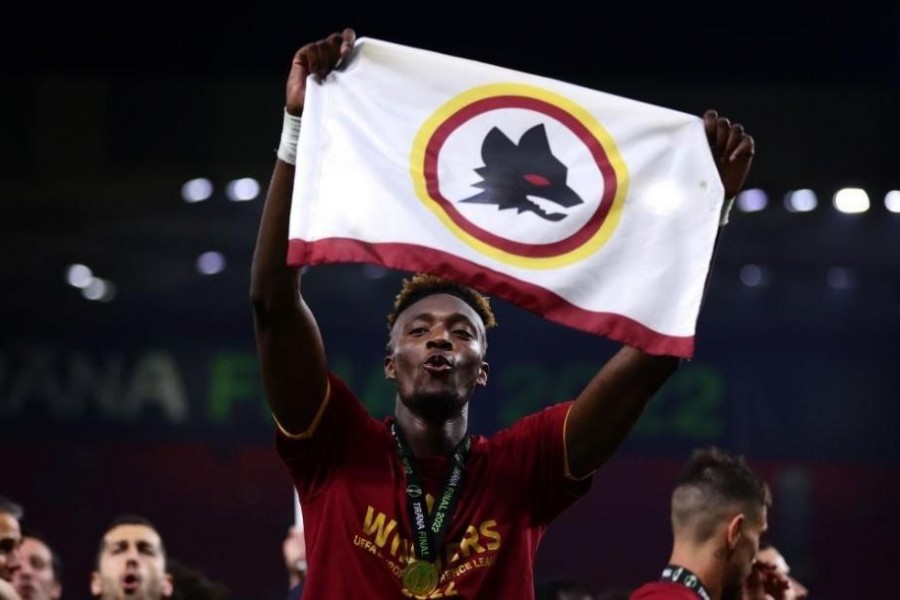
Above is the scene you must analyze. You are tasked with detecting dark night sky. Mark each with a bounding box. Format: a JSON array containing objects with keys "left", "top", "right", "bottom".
[{"left": 7, "top": 4, "right": 899, "bottom": 86}]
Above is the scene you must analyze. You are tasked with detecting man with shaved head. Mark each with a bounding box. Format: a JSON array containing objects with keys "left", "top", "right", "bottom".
[
  {"left": 630, "top": 447, "right": 784, "bottom": 600},
  {"left": 91, "top": 515, "right": 172, "bottom": 600}
]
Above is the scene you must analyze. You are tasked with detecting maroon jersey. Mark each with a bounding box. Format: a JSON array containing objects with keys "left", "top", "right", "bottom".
[
  {"left": 630, "top": 581, "right": 703, "bottom": 599},
  {"left": 277, "top": 373, "right": 591, "bottom": 599}
]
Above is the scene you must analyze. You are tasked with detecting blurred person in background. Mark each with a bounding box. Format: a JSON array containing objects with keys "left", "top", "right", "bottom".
[
  {"left": 90, "top": 515, "right": 172, "bottom": 600},
  {"left": 282, "top": 525, "right": 306, "bottom": 600},
  {"left": 11, "top": 530, "right": 61, "bottom": 600},
  {"left": 629, "top": 447, "right": 788, "bottom": 600},
  {"left": 0, "top": 496, "right": 23, "bottom": 584}
]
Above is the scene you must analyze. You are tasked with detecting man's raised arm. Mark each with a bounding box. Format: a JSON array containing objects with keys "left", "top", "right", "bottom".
[
  {"left": 250, "top": 29, "right": 356, "bottom": 435},
  {"left": 564, "top": 109, "right": 755, "bottom": 478}
]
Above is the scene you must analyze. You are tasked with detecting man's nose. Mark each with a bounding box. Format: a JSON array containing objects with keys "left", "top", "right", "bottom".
[{"left": 426, "top": 327, "right": 452, "bottom": 348}]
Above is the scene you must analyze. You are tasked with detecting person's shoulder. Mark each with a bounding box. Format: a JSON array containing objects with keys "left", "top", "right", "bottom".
[
  {"left": 326, "top": 371, "right": 357, "bottom": 399},
  {"left": 628, "top": 580, "right": 694, "bottom": 599},
  {"left": 478, "top": 401, "right": 574, "bottom": 456},
  {"left": 491, "top": 400, "right": 574, "bottom": 435},
  {"left": 324, "top": 371, "right": 384, "bottom": 424}
]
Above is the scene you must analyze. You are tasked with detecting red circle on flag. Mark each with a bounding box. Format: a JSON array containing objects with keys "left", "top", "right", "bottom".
[{"left": 422, "top": 95, "right": 618, "bottom": 258}]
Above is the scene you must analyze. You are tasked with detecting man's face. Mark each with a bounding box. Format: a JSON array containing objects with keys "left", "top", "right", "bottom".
[
  {"left": 90, "top": 524, "right": 172, "bottom": 600},
  {"left": 12, "top": 537, "right": 61, "bottom": 600},
  {"left": 0, "top": 512, "right": 22, "bottom": 581},
  {"left": 385, "top": 294, "right": 488, "bottom": 418},
  {"left": 722, "top": 507, "right": 767, "bottom": 600},
  {"left": 757, "top": 546, "right": 808, "bottom": 600}
]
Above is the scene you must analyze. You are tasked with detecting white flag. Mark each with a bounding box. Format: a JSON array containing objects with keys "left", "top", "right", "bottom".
[{"left": 289, "top": 38, "right": 725, "bottom": 358}]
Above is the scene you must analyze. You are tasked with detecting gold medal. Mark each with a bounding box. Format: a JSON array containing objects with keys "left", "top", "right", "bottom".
[{"left": 402, "top": 560, "right": 439, "bottom": 595}]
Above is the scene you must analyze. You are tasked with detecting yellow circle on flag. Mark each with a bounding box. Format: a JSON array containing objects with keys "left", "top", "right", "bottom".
[{"left": 410, "top": 83, "right": 629, "bottom": 269}]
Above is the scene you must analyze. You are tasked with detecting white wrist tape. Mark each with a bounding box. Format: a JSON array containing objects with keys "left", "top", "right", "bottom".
[
  {"left": 276, "top": 109, "right": 303, "bottom": 165},
  {"left": 720, "top": 196, "right": 736, "bottom": 226}
]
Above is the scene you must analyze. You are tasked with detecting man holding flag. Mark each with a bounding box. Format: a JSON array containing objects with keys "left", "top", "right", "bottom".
[{"left": 251, "top": 28, "right": 754, "bottom": 599}]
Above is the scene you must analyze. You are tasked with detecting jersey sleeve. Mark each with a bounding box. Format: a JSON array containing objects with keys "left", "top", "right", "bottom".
[
  {"left": 274, "top": 372, "right": 378, "bottom": 502},
  {"left": 491, "top": 400, "right": 593, "bottom": 524}
]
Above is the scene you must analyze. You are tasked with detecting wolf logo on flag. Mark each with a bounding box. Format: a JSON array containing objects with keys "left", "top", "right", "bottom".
[
  {"left": 459, "top": 124, "right": 584, "bottom": 222},
  {"left": 411, "top": 84, "right": 629, "bottom": 268}
]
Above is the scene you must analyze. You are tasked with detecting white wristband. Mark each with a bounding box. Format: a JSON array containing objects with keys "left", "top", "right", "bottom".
[
  {"left": 276, "top": 109, "right": 303, "bottom": 165},
  {"left": 720, "top": 196, "right": 736, "bottom": 226}
]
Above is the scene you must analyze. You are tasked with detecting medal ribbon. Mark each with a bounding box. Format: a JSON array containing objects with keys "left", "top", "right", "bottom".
[
  {"left": 390, "top": 421, "right": 471, "bottom": 564},
  {"left": 660, "top": 565, "right": 712, "bottom": 600}
]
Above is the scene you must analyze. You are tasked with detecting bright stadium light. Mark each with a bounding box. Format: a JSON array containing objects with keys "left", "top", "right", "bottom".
[
  {"left": 885, "top": 190, "right": 900, "bottom": 213},
  {"left": 66, "top": 264, "right": 93, "bottom": 288},
  {"left": 181, "top": 178, "right": 214, "bottom": 203},
  {"left": 197, "top": 251, "right": 226, "bottom": 275},
  {"left": 833, "top": 187, "right": 870, "bottom": 214},
  {"left": 736, "top": 188, "right": 768, "bottom": 213},
  {"left": 784, "top": 189, "right": 817, "bottom": 213},
  {"left": 82, "top": 278, "right": 116, "bottom": 302},
  {"left": 225, "top": 178, "right": 260, "bottom": 201}
]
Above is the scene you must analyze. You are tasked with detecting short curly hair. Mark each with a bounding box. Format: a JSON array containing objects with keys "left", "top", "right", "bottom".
[{"left": 386, "top": 273, "right": 497, "bottom": 332}]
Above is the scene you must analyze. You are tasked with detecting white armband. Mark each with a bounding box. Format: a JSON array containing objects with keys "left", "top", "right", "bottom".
[{"left": 276, "top": 109, "right": 303, "bottom": 165}]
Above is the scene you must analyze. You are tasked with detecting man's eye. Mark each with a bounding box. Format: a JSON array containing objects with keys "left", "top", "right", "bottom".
[
  {"left": 453, "top": 330, "right": 473, "bottom": 339},
  {"left": 409, "top": 327, "right": 427, "bottom": 335}
]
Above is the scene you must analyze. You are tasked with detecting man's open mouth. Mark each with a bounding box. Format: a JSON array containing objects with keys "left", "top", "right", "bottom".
[
  {"left": 122, "top": 573, "right": 141, "bottom": 594},
  {"left": 423, "top": 354, "right": 453, "bottom": 372}
]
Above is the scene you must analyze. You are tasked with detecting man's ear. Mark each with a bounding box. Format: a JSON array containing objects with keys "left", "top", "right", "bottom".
[
  {"left": 384, "top": 355, "right": 396, "bottom": 380},
  {"left": 90, "top": 571, "right": 101, "bottom": 597},
  {"left": 477, "top": 361, "right": 489, "bottom": 386},
  {"left": 726, "top": 513, "right": 745, "bottom": 551}
]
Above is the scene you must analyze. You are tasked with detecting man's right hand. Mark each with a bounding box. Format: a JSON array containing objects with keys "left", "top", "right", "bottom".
[
  {"left": 286, "top": 28, "right": 356, "bottom": 116},
  {"left": 743, "top": 561, "right": 790, "bottom": 600}
]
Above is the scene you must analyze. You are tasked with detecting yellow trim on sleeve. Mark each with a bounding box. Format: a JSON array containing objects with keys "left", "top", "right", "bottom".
[
  {"left": 562, "top": 403, "right": 596, "bottom": 482},
  {"left": 273, "top": 378, "right": 332, "bottom": 440}
]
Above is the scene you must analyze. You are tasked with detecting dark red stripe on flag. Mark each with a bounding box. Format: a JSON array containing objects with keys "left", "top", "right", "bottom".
[{"left": 288, "top": 238, "right": 694, "bottom": 358}]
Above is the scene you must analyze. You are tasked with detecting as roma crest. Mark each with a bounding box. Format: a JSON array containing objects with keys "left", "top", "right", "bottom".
[{"left": 410, "top": 84, "right": 629, "bottom": 269}]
